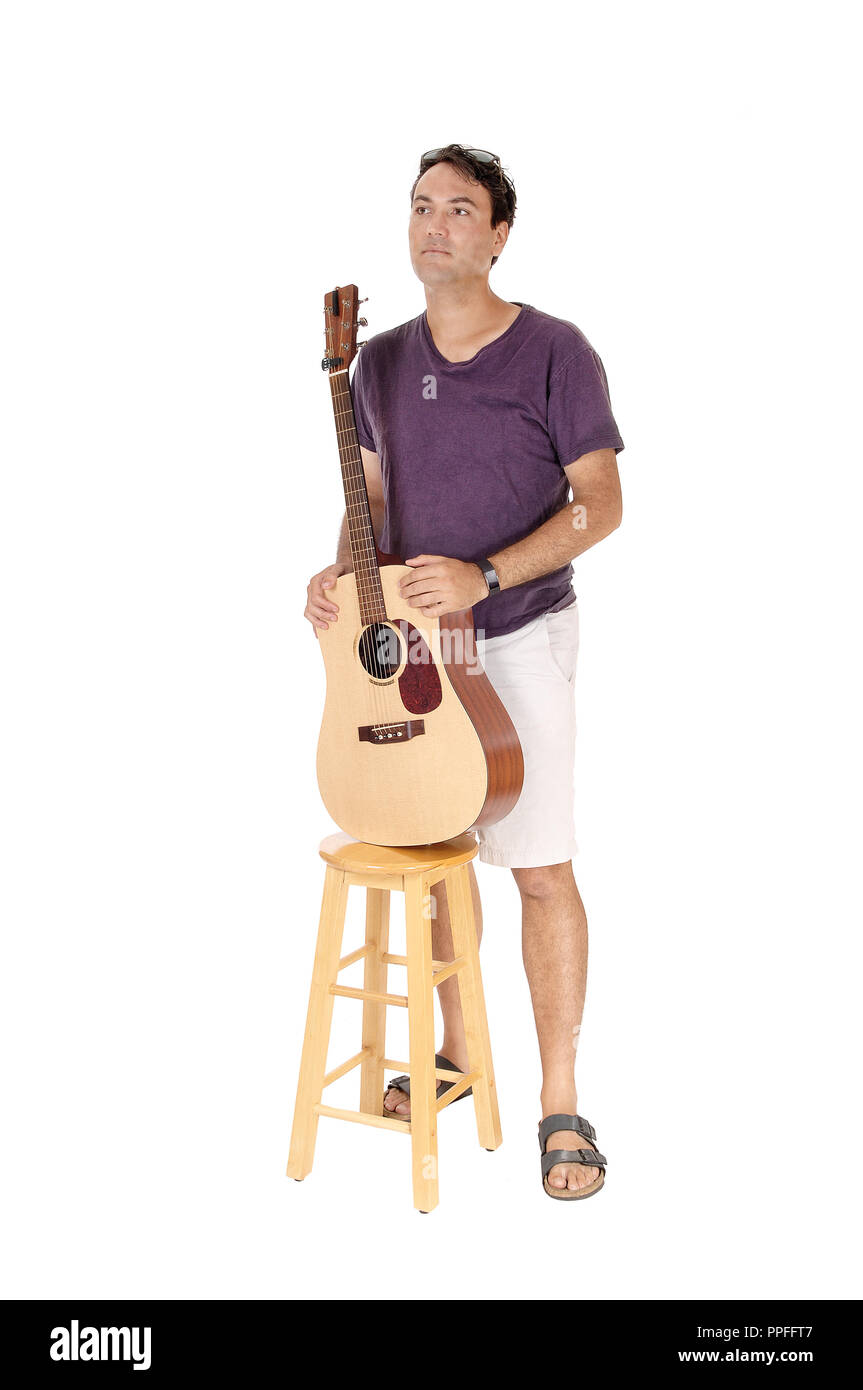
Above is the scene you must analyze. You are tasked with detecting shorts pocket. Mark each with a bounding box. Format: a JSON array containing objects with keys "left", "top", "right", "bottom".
[{"left": 543, "top": 604, "right": 579, "bottom": 687}]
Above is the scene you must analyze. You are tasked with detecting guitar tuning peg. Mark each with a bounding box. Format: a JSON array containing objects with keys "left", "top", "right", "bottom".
[
  {"left": 359, "top": 297, "right": 368, "bottom": 304},
  {"left": 357, "top": 317, "right": 368, "bottom": 327},
  {"left": 357, "top": 340, "right": 367, "bottom": 348}
]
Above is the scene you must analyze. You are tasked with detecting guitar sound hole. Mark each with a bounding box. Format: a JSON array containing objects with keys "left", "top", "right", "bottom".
[{"left": 358, "top": 622, "right": 404, "bottom": 682}]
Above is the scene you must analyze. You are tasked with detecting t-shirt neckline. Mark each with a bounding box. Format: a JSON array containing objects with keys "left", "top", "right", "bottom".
[{"left": 420, "top": 301, "right": 530, "bottom": 367}]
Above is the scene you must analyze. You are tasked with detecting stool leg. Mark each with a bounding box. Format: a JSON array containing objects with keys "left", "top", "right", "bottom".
[
  {"left": 359, "top": 886, "right": 390, "bottom": 1114},
  {"left": 287, "top": 865, "right": 349, "bottom": 1180},
  {"left": 448, "top": 862, "right": 503, "bottom": 1152},
  {"left": 404, "top": 871, "right": 439, "bottom": 1213}
]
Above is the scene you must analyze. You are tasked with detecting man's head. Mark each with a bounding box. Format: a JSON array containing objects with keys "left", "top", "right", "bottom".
[{"left": 409, "top": 144, "right": 517, "bottom": 284}]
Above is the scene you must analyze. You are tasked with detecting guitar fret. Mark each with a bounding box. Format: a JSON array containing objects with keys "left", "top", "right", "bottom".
[{"left": 326, "top": 363, "right": 386, "bottom": 623}]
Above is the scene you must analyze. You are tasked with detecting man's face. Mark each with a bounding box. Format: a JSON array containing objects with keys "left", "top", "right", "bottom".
[{"left": 409, "top": 160, "right": 507, "bottom": 284}]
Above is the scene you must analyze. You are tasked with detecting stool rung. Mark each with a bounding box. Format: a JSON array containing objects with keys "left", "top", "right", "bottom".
[
  {"left": 322, "top": 1047, "right": 371, "bottom": 1089},
  {"left": 437, "top": 1070, "right": 480, "bottom": 1111},
  {"left": 383, "top": 1059, "right": 476, "bottom": 1087},
  {"left": 329, "top": 984, "right": 407, "bottom": 1007},
  {"left": 315, "top": 1103, "right": 411, "bottom": 1135},
  {"left": 383, "top": 953, "right": 466, "bottom": 973},
  {"left": 338, "top": 944, "right": 373, "bottom": 971},
  {"left": 431, "top": 955, "right": 466, "bottom": 986}
]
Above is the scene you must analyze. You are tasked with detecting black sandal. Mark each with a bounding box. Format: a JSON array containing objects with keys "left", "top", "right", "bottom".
[
  {"left": 538, "top": 1113, "right": 607, "bottom": 1200},
  {"left": 382, "top": 1053, "right": 472, "bottom": 1122}
]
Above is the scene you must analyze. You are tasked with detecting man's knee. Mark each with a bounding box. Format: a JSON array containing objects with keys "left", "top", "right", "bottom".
[{"left": 511, "top": 861, "right": 574, "bottom": 899}]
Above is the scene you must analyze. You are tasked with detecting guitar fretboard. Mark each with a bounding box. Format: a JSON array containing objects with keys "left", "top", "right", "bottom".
[{"left": 329, "top": 371, "right": 386, "bottom": 625}]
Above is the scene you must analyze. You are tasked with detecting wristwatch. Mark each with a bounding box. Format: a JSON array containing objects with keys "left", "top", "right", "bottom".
[{"left": 476, "top": 557, "right": 501, "bottom": 596}]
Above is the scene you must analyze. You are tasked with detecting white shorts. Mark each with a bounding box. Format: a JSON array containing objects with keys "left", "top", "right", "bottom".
[{"left": 466, "top": 600, "right": 580, "bottom": 869}]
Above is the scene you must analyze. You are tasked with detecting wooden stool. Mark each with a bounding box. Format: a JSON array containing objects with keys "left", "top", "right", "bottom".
[{"left": 287, "top": 831, "right": 502, "bottom": 1212}]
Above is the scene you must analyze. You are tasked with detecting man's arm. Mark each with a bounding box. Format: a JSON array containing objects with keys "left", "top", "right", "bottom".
[
  {"left": 336, "top": 445, "right": 386, "bottom": 567},
  {"left": 398, "top": 447, "right": 622, "bottom": 616},
  {"left": 487, "top": 447, "right": 622, "bottom": 591}
]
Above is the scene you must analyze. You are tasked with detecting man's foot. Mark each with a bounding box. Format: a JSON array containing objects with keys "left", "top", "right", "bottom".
[
  {"left": 541, "top": 1101, "right": 601, "bottom": 1193},
  {"left": 383, "top": 1047, "right": 470, "bottom": 1117}
]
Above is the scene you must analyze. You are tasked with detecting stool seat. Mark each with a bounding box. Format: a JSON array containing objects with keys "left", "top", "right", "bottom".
[
  {"left": 319, "top": 831, "right": 478, "bottom": 874},
  {"left": 288, "top": 832, "right": 501, "bottom": 1212}
]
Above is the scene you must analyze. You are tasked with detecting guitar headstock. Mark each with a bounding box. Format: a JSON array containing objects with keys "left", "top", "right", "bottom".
[{"left": 322, "top": 285, "right": 368, "bottom": 373}]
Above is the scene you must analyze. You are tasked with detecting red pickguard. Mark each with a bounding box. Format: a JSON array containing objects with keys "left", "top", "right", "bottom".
[{"left": 392, "top": 618, "right": 443, "bottom": 714}]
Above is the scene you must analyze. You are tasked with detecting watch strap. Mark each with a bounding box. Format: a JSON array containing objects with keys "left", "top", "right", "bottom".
[{"left": 476, "top": 557, "right": 500, "bottom": 596}]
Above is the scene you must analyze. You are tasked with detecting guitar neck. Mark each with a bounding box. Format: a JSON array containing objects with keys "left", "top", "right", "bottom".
[{"left": 329, "top": 370, "right": 387, "bottom": 623}]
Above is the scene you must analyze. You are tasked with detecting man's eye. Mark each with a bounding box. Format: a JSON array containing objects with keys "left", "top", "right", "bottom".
[{"left": 452, "top": 208, "right": 468, "bottom": 215}]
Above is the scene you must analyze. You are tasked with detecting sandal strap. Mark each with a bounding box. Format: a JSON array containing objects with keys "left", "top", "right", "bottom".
[
  {"left": 385, "top": 1072, "right": 411, "bottom": 1098},
  {"left": 385, "top": 1053, "right": 460, "bottom": 1101},
  {"left": 538, "top": 1113, "right": 598, "bottom": 1152},
  {"left": 434, "top": 1054, "right": 461, "bottom": 1077},
  {"left": 541, "top": 1148, "right": 607, "bottom": 1178}
]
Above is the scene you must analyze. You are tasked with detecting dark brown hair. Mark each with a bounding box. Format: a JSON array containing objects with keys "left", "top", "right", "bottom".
[{"left": 410, "top": 144, "right": 517, "bottom": 268}]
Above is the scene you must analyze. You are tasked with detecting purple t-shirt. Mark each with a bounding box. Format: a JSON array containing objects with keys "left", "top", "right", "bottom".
[{"left": 349, "top": 302, "right": 624, "bottom": 639}]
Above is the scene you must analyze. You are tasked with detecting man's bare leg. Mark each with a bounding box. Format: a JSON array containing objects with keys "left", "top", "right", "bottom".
[
  {"left": 513, "top": 859, "right": 599, "bottom": 1192},
  {"left": 382, "top": 862, "right": 482, "bottom": 1116}
]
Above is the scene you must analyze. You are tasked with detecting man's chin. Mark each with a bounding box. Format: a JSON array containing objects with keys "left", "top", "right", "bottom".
[{"left": 412, "top": 254, "right": 456, "bottom": 283}]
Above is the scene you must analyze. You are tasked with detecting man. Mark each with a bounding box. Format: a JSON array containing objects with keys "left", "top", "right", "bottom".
[{"left": 305, "top": 145, "right": 624, "bottom": 1199}]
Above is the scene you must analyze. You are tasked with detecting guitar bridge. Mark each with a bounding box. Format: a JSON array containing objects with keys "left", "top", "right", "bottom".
[{"left": 358, "top": 720, "right": 426, "bottom": 745}]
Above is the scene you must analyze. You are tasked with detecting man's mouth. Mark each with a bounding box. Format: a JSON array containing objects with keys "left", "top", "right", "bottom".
[{"left": 423, "top": 247, "right": 450, "bottom": 254}]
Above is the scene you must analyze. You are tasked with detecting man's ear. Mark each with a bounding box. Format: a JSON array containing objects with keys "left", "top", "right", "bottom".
[{"left": 492, "top": 221, "right": 510, "bottom": 259}]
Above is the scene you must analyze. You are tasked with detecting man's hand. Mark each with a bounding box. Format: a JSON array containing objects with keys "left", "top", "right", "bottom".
[
  {"left": 306, "top": 561, "right": 352, "bottom": 634},
  {"left": 398, "top": 555, "right": 489, "bottom": 616}
]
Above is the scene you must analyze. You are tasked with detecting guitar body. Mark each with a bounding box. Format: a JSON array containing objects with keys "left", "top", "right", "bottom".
[{"left": 316, "top": 555, "right": 524, "bottom": 846}]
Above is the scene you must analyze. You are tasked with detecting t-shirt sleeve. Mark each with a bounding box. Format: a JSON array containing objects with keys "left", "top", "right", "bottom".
[
  {"left": 349, "top": 347, "right": 377, "bottom": 453},
  {"left": 547, "top": 348, "right": 625, "bottom": 465}
]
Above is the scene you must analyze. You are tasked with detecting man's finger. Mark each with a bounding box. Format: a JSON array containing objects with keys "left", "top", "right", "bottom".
[{"left": 402, "top": 579, "right": 440, "bottom": 596}]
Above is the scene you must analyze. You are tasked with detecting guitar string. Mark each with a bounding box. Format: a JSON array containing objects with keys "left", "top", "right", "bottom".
[
  {"left": 329, "top": 372, "right": 402, "bottom": 737},
  {"left": 334, "top": 412, "right": 403, "bottom": 735},
  {"left": 326, "top": 321, "right": 426, "bottom": 739},
  {"left": 330, "top": 376, "right": 390, "bottom": 732},
  {"left": 324, "top": 322, "right": 390, "bottom": 733}
]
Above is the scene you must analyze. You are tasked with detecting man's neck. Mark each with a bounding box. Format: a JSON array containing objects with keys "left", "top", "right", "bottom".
[{"left": 424, "top": 281, "right": 521, "bottom": 360}]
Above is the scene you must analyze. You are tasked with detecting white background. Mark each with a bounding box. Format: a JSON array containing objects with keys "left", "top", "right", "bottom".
[{"left": 2, "top": 0, "right": 860, "bottom": 1302}]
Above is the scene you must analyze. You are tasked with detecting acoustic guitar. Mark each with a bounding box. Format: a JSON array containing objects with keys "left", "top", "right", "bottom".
[{"left": 314, "top": 284, "right": 524, "bottom": 847}]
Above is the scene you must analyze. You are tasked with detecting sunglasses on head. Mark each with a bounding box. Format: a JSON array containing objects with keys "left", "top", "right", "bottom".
[{"left": 421, "top": 147, "right": 501, "bottom": 167}]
